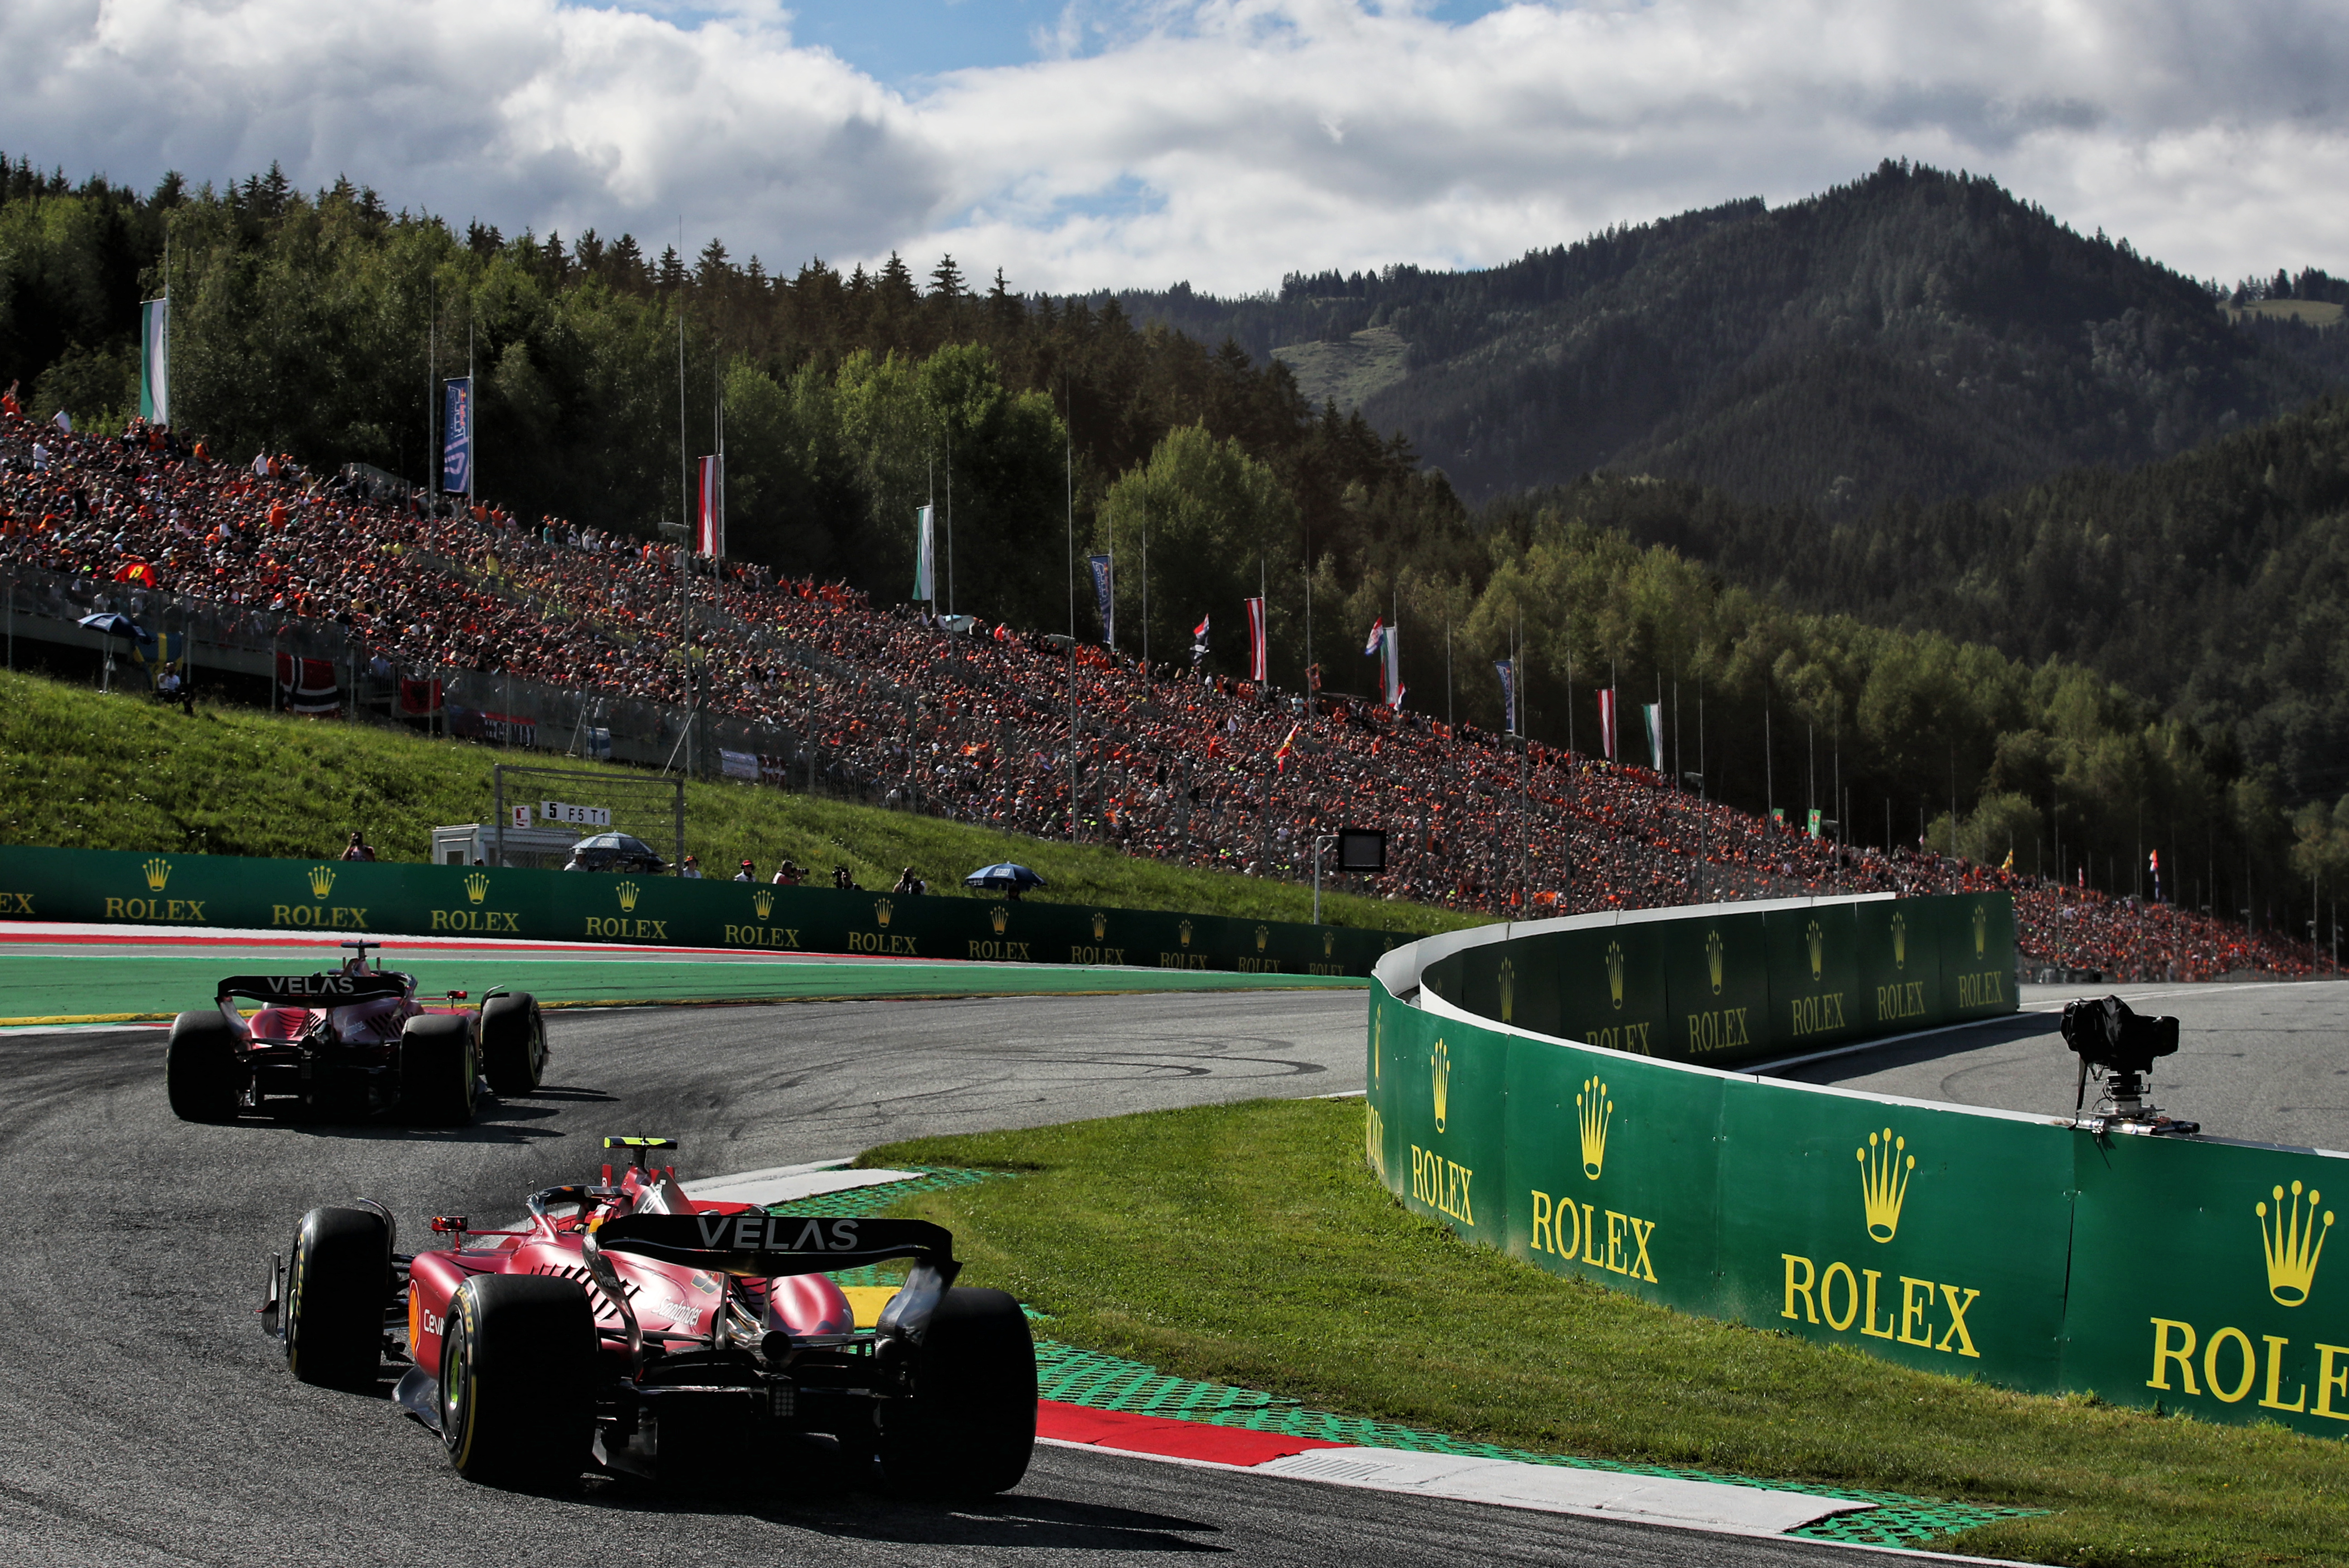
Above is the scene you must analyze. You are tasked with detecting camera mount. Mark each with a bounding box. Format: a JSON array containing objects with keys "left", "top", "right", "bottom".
[{"left": 2060, "top": 995, "right": 2196, "bottom": 1135}]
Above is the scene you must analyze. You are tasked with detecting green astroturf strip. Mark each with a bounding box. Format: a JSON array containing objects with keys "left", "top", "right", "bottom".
[
  {"left": 0, "top": 953, "right": 1365, "bottom": 1023},
  {"left": 772, "top": 1169, "right": 2040, "bottom": 1550}
]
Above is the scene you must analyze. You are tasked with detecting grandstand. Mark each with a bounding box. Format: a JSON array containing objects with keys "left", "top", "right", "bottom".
[{"left": 0, "top": 405, "right": 2316, "bottom": 982}]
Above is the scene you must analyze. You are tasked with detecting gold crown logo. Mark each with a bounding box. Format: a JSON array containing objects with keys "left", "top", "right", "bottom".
[
  {"left": 463, "top": 872, "right": 489, "bottom": 904},
  {"left": 1431, "top": 1038, "right": 1451, "bottom": 1134},
  {"left": 875, "top": 897, "right": 894, "bottom": 928},
  {"left": 142, "top": 857, "right": 172, "bottom": 892},
  {"left": 1092, "top": 912, "right": 1107, "bottom": 941},
  {"left": 990, "top": 903, "right": 1008, "bottom": 935},
  {"left": 751, "top": 888, "right": 774, "bottom": 918},
  {"left": 1179, "top": 918, "right": 1194, "bottom": 947},
  {"left": 1323, "top": 930, "right": 1335, "bottom": 957},
  {"left": 1577, "top": 1076, "right": 1611, "bottom": 1179},
  {"left": 1891, "top": 912, "right": 1907, "bottom": 971},
  {"left": 1806, "top": 919, "right": 1824, "bottom": 981},
  {"left": 1858, "top": 1128, "right": 1915, "bottom": 1243},
  {"left": 2259, "top": 1180, "right": 2335, "bottom": 1307},
  {"left": 1499, "top": 956, "right": 1515, "bottom": 1025},
  {"left": 1255, "top": 924, "right": 1270, "bottom": 952},
  {"left": 616, "top": 880, "right": 640, "bottom": 912},
  {"left": 307, "top": 864, "right": 336, "bottom": 899},
  {"left": 1706, "top": 928, "right": 1724, "bottom": 995},
  {"left": 1972, "top": 902, "right": 1987, "bottom": 959},
  {"left": 1605, "top": 940, "right": 1625, "bottom": 1010}
]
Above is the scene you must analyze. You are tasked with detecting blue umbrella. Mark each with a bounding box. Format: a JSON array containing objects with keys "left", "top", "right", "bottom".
[
  {"left": 78, "top": 612, "right": 154, "bottom": 642},
  {"left": 963, "top": 862, "right": 1047, "bottom": 891}
]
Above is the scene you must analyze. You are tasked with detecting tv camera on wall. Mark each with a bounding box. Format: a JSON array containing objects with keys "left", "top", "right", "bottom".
[{"left": 2060, "top": 994, "right": 2197, "bottom": 1136}]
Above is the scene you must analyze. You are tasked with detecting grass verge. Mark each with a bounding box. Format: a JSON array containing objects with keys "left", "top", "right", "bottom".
[
  {"left": 0, "top": 667, "right": 1480, "bottom": 935},
  {"left": 864, "top": 1096, "right": 2349, "bottom": 1566}
]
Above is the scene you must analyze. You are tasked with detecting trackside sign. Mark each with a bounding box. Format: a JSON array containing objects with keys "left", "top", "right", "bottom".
[
  {"left": 0, "top": 845, "right": 1395, "bottom": 978},
  {"left": 1371, "top": 894, "right": 2349, "bottom": 1439}
]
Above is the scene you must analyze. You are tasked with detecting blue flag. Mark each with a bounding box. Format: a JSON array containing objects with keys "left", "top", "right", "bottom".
[
  {"left": 1088, "top": 554, "right": 1114, "bottom": 643},
  {"left": 1495, "top": 659, "right": 1517, "bottom": 734},
  {"left": 442, "top": 377, "right": 473, "bottom": 495}
]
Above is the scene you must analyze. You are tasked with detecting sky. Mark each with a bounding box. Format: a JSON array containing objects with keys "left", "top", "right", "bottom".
[{"left": 2, "top": 0, "right": 2343, "bottom": 297}]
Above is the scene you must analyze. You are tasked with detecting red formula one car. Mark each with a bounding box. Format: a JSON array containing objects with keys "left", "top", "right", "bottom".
[
  {"left": 261, "top": 1138, "right": 1036, "bottom": 1495},
  {"left": 166, "top": 940, "right": 545, "bottom": 1124}
]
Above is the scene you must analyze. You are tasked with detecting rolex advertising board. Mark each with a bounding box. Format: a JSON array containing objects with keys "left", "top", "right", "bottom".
[
  {"left": 1392, "top": 994, "right": 1506, "bottom": 1245},
  {"left": 1712, "top": 1082, "right": 2072, "bottom": 1390},
  {"left": 1762, "top": 901, "right": 1865, "bottom": 1054},
  {"left": 1546, "top": 920, "right": 1671, "bottom": 1058},
  {"left": 1504, "top": 1039, "right": 1726, "bottom": 1313},
  {"left": 2064, "top": 1133, "right": 2349, "bottom": 1439},
  {"left": 1658, "top": 908, "right": 1771, "bottom": 1067},
  {"left": 1855, "top": 895, "right": 1948, "bottom": 1032},
  {"left": 1940, "top": 893, "right": 2018, "bottom": 1022},
  {"left": 0, "top": 845, "right": 1394, "bottom": 977}
]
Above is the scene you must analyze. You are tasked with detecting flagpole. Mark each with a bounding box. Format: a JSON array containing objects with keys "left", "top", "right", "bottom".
[
  {"left": 426, "top": 272, "right": 436, "bottom": 509},
  {"left": 678, "top": 295, "right": 694, "bottom": 791}
]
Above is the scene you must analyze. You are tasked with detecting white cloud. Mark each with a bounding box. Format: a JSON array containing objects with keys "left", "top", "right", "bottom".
[{"left": 1, "top": 0, "right": 2344, "bottom": 294}]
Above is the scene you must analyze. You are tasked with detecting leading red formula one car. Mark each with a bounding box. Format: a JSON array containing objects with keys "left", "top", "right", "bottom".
[
  {"left": 261, "top": 1138, "right": 1035, "bottom": 1495},
  {"left": 167, "top": 941, "right": 545, "bottom": 1124}
]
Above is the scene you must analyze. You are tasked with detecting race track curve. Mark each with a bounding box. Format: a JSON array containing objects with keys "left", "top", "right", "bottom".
[{"left": 0, "top": 989, "right": 1922, "bottom": 1568}]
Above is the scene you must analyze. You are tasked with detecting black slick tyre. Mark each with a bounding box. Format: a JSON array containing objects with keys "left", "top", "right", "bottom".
[
  {"left": 478, "top": 993, "right": 546, "bottom": 1096},
  {"left": 439, "top": 1274, "right": 596, "bottom": 1489},
  {"left": 878, "top": 1287, "right": 1036, "bottom": 1496},
  {"left": 284, "top": 1205, "right": 390, "bottom": 1389},
  {"left": 165, "top": 1010, "right": 242, "bottom": 1122},
  {"left": 398, "top": 1013, "right": 478, "bottom": 1124}
]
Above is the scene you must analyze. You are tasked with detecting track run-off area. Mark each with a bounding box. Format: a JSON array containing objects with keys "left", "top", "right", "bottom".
[{"left": 2, "top": 922, "right": 2343, "bottom": 1567}]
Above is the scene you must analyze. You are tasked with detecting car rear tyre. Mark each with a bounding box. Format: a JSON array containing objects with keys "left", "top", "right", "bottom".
[
  {"left": 166, "top": 1010, "right": 243, "bottom": 1122},
  {"left": 285, "top": 1205, "right": 391, "bottom": 1389},
  {"left": 878, "top": 1287, "right": 1036, "bottom": 1496},
  {"left": 478, "top": 993, "right": 546, "bottom": 1097},
  {"left": 439, "top": 1275, "right": 597, "bottom": 1489},
  {"left": 399, "top": 1013, "right": 478, "bottom": 1124}
]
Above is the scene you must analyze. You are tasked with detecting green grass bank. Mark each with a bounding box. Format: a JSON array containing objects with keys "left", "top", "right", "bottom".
[
  {"left": 866, "top": 1097, "right": 2349, "bottom": 1567},
  {"left": 0, "top": 668, "right": 1479, "bottom": 936}
]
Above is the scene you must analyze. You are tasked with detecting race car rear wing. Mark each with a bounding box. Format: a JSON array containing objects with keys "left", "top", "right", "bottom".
[
  {"left": 587, "top": 1214, "right": 962, "bottom": 1360},
  {"left": 217, "top": 973, "right": 410, "bottom": 1007},
  {"left": 593, "top": 1213, "right": 955, "bottom": 1279}
]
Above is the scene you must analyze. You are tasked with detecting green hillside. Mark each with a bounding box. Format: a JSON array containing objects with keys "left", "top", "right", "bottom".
[
  {"left": 1119, "top": 162, "right": 2342, "bottom": 512},
  {"left": 0, "top": 670, "right": 1477, "bottom": 936}
]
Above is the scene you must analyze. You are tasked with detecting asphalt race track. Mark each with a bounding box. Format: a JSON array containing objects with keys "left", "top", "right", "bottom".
[
  {"left": 1774, "top": 979, "right": 2349, "bottom": 1152},
  {"left": 0, "top": 987, "right": 1934, "bottom": 1568}
]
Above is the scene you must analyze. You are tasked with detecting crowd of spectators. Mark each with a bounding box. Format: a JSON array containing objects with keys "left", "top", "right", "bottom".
[{"left": 0, "top": 400, "right": 2319, "bottom": 982}]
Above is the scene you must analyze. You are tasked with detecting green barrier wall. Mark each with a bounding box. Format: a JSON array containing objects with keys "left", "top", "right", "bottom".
[
  {"left": 1370, "top": 894, "right": 2349, "bottom": 1438},
  {"left": 0, "top": 844, "right": 1395, "bottom": 977}
]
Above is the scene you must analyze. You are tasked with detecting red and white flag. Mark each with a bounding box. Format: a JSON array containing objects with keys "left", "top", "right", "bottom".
[
  {"left": 694, "top": 455, "right": 724, "bottom": 555},
  {"left": 1245, "top": 596, "right": 1267, "bottom": 681},
  {"left": 1597, "top": 688, "right": 1619, "bottom": 761}
]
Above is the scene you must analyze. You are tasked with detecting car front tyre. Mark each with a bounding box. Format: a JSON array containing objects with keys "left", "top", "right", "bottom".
[
  {"left": 284, "top": 1205, "right": 391, "bottom": 1389},
  {"left": 478, "top": 993, "right": 546, "bottom": 1096},
  {"left": 439, "top": 1275, "right": 597, "bottom": 1489}
]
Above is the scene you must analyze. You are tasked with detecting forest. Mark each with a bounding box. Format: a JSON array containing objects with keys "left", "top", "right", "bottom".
[
  {"left": 1111, "top": 162, "right": 2346, "bottom": 515},
  {"left": 6, "top": 154, "right": 2349, "bottom": 936}
]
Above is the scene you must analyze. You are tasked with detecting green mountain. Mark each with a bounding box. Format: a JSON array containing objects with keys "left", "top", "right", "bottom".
[{"left": 1114, "top": 162, "right": 2342, "bottom": 512}]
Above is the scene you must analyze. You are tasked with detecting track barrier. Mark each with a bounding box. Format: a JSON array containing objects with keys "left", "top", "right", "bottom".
[
  {"left": 1368, "top": 893, "right": 2349, "bottom": 1438},
  {"left": 0, "top": 844, "right": 1393, "bottom": 977}
]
